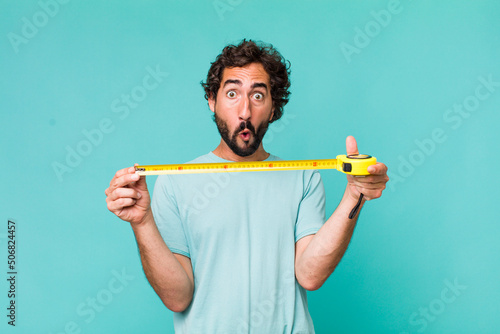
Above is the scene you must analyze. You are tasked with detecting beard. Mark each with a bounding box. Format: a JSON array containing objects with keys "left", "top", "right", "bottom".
[{"left": 213, "top": 111, "right": 269, "bottom": 157}]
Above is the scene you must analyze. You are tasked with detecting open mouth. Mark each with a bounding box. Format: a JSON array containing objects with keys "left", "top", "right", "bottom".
[{"left": 239, "top": 130, "right": 251, "bottom": 141}]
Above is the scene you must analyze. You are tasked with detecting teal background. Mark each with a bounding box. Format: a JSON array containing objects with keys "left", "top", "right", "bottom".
[{"left": 1, "top": 0, "right": 499, "bottom": 333}]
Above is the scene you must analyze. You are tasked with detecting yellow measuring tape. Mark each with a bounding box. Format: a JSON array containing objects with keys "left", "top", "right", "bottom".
[{"left": 135, "top": 154, "right": 376, "bottom": 176}]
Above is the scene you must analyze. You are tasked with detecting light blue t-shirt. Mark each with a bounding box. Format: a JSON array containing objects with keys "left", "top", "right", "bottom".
[{"left": 151, "top": 152, "right": 326, "bottom": 333}]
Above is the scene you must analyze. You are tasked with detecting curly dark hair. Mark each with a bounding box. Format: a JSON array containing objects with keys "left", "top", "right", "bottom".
[{"left": 201, "top": 39, "right": 291, "bottom": 123}]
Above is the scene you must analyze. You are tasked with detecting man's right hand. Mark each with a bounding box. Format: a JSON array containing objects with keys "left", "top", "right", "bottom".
[{"left": 105, "top": 164, "right": 152, "bottom": 226}]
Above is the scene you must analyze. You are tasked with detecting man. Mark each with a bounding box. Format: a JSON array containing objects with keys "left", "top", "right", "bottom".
[{"left": 105, "top": 39, "right": 389, "bottom": 333}]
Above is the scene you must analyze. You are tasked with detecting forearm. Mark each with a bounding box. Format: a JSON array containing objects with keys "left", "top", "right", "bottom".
[
  {"left": 295, "top": 187, "right": 363, "bottom": 290},
  {"left": 131, "top": 212, "right": 193, "bottom": 312}
]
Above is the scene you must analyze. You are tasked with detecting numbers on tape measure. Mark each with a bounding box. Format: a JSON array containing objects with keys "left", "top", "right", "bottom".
[{"left": 135, "top": 154, "right": 376, "bottom": 176}]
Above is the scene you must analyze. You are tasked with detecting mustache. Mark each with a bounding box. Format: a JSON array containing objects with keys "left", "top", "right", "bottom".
[{"left": 238, "top": 121, "right": 256, "bottom": 134}]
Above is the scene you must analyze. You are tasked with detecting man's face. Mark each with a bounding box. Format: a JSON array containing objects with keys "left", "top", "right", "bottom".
[{"left": 208, "top": 62, "right": 274, "bottom": 157}]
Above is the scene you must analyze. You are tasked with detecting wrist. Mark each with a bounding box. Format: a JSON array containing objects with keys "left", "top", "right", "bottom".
[
  {"left": 342, "top": 186, "right": 365, "bottom": 218},
  {"left": 131, "top": 209, "right": 155, "bottom": 233},
  {"left": 344, "top": 184, "right": 361, "bottom": 203}
]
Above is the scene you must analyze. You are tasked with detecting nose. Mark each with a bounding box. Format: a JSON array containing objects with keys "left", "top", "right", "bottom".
[{"left": 238, "top": 96, "right": 251, "bottom": 121}]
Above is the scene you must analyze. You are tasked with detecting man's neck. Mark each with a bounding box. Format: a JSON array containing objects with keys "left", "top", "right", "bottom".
[{"left": 212, "top": 140, "right": 270, "bottom": 162}]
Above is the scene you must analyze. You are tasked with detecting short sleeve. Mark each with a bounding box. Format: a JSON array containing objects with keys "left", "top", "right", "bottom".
[
  {"left": 151, "top": 175, "right": 190, "bottom": 257},
  {"left": 295, "top": 170, "right": 326, "bottom": 242}
]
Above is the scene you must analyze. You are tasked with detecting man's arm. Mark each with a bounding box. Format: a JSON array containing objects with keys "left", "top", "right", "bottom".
[
  {"left": 294, "top": 187, "right": 364, "bottom": 291},
  {"left": 131, "top": 211, "right": 194, "bottom": 312},
  {"left": 295, "top": 136, "right": 389, "bottom": 291},
  {"left": 105, "top": 166, "right": 194, "bottom": 312}
]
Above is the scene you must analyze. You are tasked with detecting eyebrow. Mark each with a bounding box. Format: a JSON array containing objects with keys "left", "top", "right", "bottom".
[{"left": 222, "top": 79, "right": 268, "bottom": 90}]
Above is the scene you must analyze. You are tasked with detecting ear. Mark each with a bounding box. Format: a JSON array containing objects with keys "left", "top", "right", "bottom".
[
  {"left": 208, "top": 94, "right": 216, "bottom": 113},
  {"left": 269, "top": 106, "right": 275, "bottom": 121}
]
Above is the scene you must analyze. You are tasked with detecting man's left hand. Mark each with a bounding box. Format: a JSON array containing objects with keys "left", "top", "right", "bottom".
[{"left": 345, "top": 135, "right": 389, "bottom": 201}]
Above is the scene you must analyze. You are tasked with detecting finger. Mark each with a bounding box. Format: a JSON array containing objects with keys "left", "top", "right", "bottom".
[
  {"left": 347, "top": 179, "right": 386, "bottom": 199},
  {"left": 134, "top": 174, "right": 148, "bottom": 191},
  {"left": 367, "top": 162, "right": 388, "bottom": 175},
  {"left": 107, "top": 187, "right": 142, "bottom": 202},
  {"left": 111, "top": 172, "right": 140, "bottom": 190},
  {"left": 134, "top": 177, "right": 147, "bottom": 191},
  {"left": 346, "top": 135, "right": 359, "bottom": 156},
  {"left": 350, "top": 181, "right": 388, "bottom": 190},
  {"left": 107, "top": 197, "right": 137, "bottom": 212},
  {"left": 351, "top": 171, "right": 385, "bottom": 182},
  {"left": 113, "top": 166, "right": 136, "bottom": 180},
  {"left": 353, "top": 174, "right": 389, "bottom": 184},
  {"left": 109, "top": 166, "right": 137, "bottom": 189},
  {"left": 131, "top": 162, "right": 148, "bottom": 190}
]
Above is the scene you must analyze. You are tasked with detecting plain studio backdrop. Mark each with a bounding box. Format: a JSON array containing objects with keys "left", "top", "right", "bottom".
[{"left": 1, "top": 0, "right": 499, "bottom": 333}]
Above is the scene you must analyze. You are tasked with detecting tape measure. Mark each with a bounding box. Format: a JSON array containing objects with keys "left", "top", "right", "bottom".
[{"left": 135, "top": 154, "right": 376, "bottom": 176}]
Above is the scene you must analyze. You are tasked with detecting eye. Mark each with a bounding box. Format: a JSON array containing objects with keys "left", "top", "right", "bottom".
[
  {"left": 227, "top": 90, "right": 237, "bottom": 98},
  {"left": 253, "top": 92, "right": 263, "bottom": 100}
]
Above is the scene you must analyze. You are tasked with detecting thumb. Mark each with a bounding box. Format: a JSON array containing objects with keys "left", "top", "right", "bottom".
[
  {"left": 346, "top": 135, "right": 359, "bottom": 156},
  {"left": 133, "top": 163, "right": 149, "bottom": 191}
]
